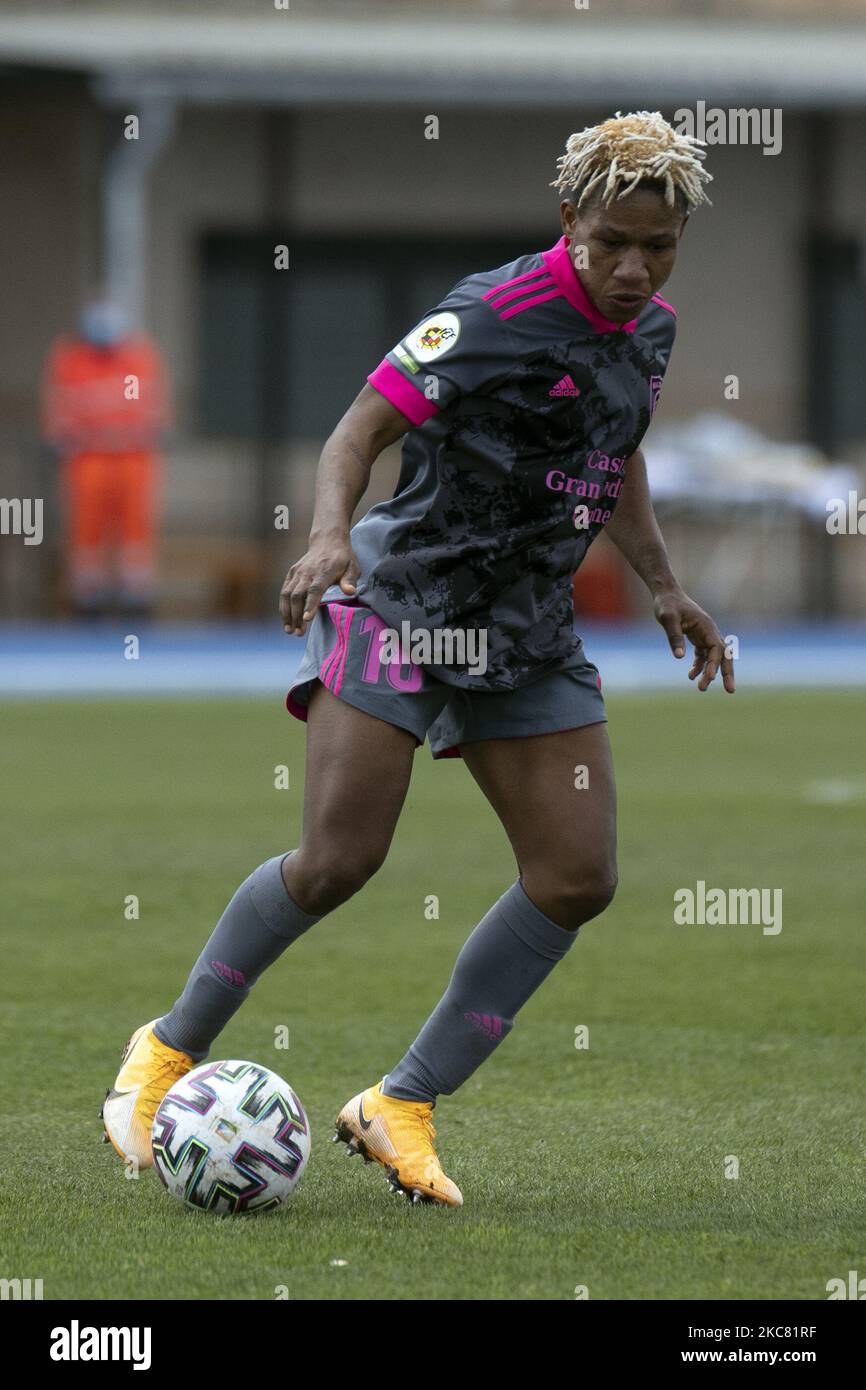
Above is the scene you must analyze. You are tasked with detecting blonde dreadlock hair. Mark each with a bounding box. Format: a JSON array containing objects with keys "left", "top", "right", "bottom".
[{"left": 551, "top": 111, "right": 712, "bottom": 212}]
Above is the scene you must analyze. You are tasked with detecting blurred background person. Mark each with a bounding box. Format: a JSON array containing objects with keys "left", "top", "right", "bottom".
[{"left": 41, "top": 297, "right": 170, "bottom": 619}]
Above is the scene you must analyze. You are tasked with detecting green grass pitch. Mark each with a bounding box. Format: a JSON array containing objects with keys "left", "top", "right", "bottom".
[{"left": 1, "top": 690, "right": 863, "bottom": 1300}]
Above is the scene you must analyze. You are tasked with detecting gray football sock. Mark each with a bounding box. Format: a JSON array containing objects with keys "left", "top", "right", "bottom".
[
  {"left": 154, "top": 853, "right": 321, "bottom": 1061},
  {"left": 382, "top": 879, "right": 578, "bottom": 1103}
]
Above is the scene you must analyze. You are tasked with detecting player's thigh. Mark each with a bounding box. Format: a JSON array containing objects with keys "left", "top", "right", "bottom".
[
  {"left": 295, "top": 681, "right": 418, "bottom": 878},
  {"left": 460, "top": 721, "right": 617, "bottom": 887}
]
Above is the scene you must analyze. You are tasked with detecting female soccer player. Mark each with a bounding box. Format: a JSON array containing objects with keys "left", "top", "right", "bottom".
[{"left": 103, "top": 112, "right": 734, "bottom": 1206}]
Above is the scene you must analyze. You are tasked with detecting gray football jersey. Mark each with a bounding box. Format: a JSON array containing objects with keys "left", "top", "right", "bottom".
[{"left": 324, "top": 235, "right": 677, "bottom": 690}]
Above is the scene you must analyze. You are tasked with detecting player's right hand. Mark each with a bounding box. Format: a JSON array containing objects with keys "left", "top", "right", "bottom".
[{"left": 279, "top": 539, "right": 361, "bottom": 636}]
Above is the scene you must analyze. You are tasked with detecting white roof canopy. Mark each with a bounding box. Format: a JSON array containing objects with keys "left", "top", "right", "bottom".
[{"left": 0, "top": 12, "right": 865, "bottom": 107}]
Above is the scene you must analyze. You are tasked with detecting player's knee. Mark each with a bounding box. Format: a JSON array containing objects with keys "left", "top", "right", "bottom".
[
  {"left": 577, "top": 864, "right": 618, "bottom": 921},
  {"left": 291, "top": 844, "right": 387, "bottom": 913},
  {"left": 551, "top": 863, "right": 618, "bottom": 928}
]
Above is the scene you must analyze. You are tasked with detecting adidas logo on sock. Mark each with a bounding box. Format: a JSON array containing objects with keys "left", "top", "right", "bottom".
[
  {"left": 464, "top": 1010, "right": 504, "bottom": 1041},
  {"left": 548, "top": 373, "right": 581, "bottom": 398},
  {"left": 211, "top": 959, "right": 247, "bottom": 988}
]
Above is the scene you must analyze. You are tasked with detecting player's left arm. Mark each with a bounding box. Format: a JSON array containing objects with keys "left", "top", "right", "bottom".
[{"left": 606, "top": 447, "right": 735, "bottom": 693}]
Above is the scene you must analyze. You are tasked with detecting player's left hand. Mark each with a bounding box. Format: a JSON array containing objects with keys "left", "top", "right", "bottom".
[{"left": 653, "top": 587, "right": 736, "bottom": 693}]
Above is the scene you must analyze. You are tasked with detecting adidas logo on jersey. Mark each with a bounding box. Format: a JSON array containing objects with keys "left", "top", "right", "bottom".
[{"left": 549, "top": 373, "right": 581, "bottom": 398}]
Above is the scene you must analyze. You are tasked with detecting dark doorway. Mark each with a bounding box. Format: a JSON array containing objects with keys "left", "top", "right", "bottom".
[{"left": 198, "top": 232, "right": 538, "bottom": 440}]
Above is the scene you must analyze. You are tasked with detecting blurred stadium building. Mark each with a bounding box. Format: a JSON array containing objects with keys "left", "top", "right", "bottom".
[{"left": 1, "top": 0, "right": 865, "bottom": 623}]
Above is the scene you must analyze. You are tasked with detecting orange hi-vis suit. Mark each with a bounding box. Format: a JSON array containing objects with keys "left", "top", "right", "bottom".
[{"left": 42, "top": 334, "right": 170, "bottom": 611}]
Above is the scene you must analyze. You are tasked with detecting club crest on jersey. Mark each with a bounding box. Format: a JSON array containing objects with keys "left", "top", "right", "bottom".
[
  {"left": 650, "top": 374, "right": 663, "bottom": 415},
  {"left": 406, "top": 311, "right": 461, "bottom": 362}
]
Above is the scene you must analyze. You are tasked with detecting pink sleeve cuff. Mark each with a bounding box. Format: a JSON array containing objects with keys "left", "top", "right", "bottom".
[{"left": 367, "top": 360, "right": 439, "bottom": 427}]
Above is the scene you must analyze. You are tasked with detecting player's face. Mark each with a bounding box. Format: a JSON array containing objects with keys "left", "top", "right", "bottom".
[{"left": 561, "top": 187, "right": 687, "bottom": 325}]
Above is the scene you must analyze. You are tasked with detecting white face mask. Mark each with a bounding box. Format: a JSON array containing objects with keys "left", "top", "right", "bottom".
[{"left": 79, "top": 302, "right": 129, "bottom": 347}]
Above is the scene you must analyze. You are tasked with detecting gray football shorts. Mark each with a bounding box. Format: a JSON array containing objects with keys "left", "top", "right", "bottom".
[{"left": 286, "top": 599, "right": 606, "bottom": 760}]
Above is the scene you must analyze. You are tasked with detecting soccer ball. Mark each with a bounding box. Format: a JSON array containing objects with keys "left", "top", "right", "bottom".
[{"left": 152, "top": 1060, "right": 310, "bottom": 1214}]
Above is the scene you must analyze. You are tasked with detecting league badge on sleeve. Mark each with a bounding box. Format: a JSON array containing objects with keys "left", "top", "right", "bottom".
[{"left": 406, "top": 312, "right": 461, "bottom": 362}]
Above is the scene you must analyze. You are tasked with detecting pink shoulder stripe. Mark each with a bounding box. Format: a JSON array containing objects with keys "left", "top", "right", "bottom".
[
  {"left": 482, "top": 264, "right": 549, "bottom": 301},
  {"left": 651, "top": 293, "right": 677, "bottom": 318},
  {"left": 487, "top": 276, "right": 555, "bottom": 309},
  {"left": 498, "top": 288, "right": 563, "bottom": 321},
  {"left": 367, "top": 360, "right": 438, "bottom": 427}
]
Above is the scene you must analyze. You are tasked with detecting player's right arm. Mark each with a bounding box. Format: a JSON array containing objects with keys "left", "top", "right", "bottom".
[{"left": 279, "top": 383, "right": 411, "bottom": 635}]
